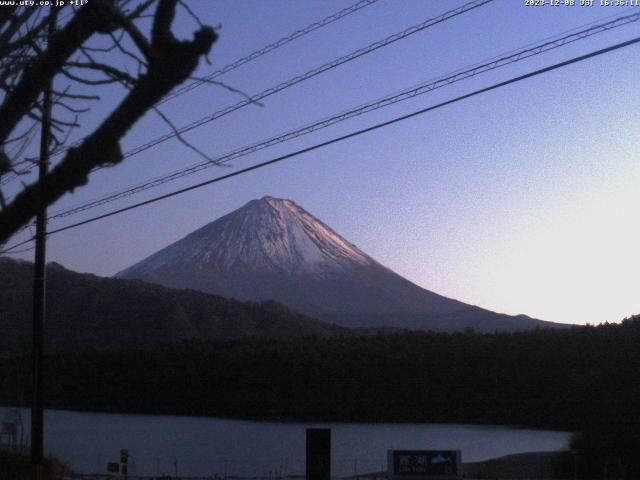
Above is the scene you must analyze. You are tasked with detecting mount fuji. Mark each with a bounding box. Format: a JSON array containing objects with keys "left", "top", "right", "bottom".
[{"left": 116, "top": 197, "right": 557, "bottom": 332}]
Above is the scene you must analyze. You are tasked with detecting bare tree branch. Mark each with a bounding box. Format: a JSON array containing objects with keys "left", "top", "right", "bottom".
[
  {"left": 0, "top": 0, "right": 217, "bottom": 244},
  {"left": 102, "top": 2, "right": 154, "bottom": 60},
  {"left": 152, "top": 105, "right": 220, "bottom": 164},
  {"left": 189, "top": 76, "right": 264, "bottom": 107},
  {"left": 66, "top": 61, "right": 136, "bottom": 85},
  {"left": 0, "top": 0, "right": 118, "bottom": 144}
]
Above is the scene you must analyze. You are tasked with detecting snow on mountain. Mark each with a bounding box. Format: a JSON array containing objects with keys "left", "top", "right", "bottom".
[
  {"left": 118, "top": 197, "right": 373, "bottom": 278},
  {"left": 117, "top": 197, "right": 559, "bottom": 332}
]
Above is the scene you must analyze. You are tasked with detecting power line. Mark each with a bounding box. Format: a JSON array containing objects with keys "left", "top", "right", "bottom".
[
  {"left": 120, "top": 0, "right": 493, "bottom": 159},
  {"left": 159, "top": 0, "right": 383, "bottom": 105},
  {"left": 48, "top": 0, "right": 493, "bottom": 164},
  {"left": 47, "top": 11, "right": 640, "bottom": 221},
  {"left": 44, "top": 0, "right": 383, "bottom": 159},
  {"left": 4, "top": 33, "right": 639, "bottom": 254},
  {"left": 0, "top": 8, "right": 90, "bottom": 187},
  {"left": 0, "top": 245, "right": 35, "bottom": 254}
]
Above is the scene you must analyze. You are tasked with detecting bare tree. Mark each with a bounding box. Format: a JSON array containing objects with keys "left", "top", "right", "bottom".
[{"left": 0, "top": 0, "right": 217, "bottom": 245}]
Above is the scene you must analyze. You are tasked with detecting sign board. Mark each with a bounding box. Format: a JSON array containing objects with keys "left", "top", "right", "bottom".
[
  {"left": 387, "top": 450, "right": 462, "bottom": 479},
  {"left": 107, "top": 462, "right": 120, "bottom": 473}
]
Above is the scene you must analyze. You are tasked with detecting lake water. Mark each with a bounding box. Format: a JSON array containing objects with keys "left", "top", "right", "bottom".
[{"left": 1, "top": 407, "right": 570, "bottom": 477}]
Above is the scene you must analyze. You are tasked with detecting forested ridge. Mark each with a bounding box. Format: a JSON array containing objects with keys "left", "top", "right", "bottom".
[
  {"left": 2, "top": 316, "right": 639, "bottom": 431},
  {"left": 0, "top": 258, "right": 344, "bottom": 353}
]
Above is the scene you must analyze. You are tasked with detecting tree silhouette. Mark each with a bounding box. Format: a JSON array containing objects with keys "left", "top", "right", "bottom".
[{"left": 0, "top": 0, "right": 217, "bottom": 245}]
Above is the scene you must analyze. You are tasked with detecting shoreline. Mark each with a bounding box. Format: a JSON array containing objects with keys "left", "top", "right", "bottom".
[{"left": 0, "top": 404, "right": 575, "bottom": 433}]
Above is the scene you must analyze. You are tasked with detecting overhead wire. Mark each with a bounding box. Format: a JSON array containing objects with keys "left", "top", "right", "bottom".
[
  {"left": 0, "top": 7, "right": 82, "bottom": 187},
  {"left": 47, "top": 10, "right": 640, "bottom": 221},
  {"left": 48, "top": 0, "right": 494, "bottom": 162},
  {"left": 158, "top": 0, "right": 383, "bottom": 105},
  {"left": 42, "top": 0, "right": 383, "bottom": 159},
  {"left": 3, "top": 33, "right": 639, "bottom": 254},
  {"left": 0, "top": 245, "right": 35, "bottom": 254},
  {"left": 118, "top": 0, "right": 494, "bottom": 160},
  {"left": 3, "top": 0, "right": 495, "bottom": 237}
]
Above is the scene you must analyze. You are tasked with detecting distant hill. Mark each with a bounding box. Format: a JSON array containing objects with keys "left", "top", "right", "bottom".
[
  {"left": 0, "top": 257, "right": 344, "bottom": 354},
  {"left": 117, "top": 196, "right": 563, "bottom": 332}
]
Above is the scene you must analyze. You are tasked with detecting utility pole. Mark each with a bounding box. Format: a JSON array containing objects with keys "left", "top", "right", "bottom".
[{"left": 31, "top": 8, "right": 55, "bottom": 480}]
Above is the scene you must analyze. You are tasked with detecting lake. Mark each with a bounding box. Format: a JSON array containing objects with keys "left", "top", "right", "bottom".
[{"left": 1, "top": 407, "right": 570, "bottom": 477}]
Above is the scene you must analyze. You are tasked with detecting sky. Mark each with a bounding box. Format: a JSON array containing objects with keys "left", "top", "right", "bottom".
[{"left": 4, "top": 0, "right": 640, "bottom": 325}]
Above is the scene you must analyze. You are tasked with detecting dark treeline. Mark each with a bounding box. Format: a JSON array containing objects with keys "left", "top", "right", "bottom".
[
  {"left": 2, "top": 316, "right": 640, "bottom": 432},
  {"left": 0, "top": 258, "right": 344, "bottom": 354}
]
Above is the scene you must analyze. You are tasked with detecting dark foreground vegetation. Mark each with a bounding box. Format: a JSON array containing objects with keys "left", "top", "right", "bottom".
[
  {"left": 0, "top": 448, "right": 73, "bottom": 480},
  {"left": 2, "top": 316, "right": 639, "bottom": 477},
  {"left": 2, "top": 316, "right": 639, "bottom": 428}
]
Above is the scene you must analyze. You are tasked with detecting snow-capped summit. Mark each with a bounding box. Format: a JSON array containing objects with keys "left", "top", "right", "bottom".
[
  {"left": 206, "top": 195, "right": 373, "bottom": 272},
  {"left": 117, "top": 197, "right": 555, "bottom": 332},
  {"left": 117, "top": 196, "right": 373, "bottom": 278}
]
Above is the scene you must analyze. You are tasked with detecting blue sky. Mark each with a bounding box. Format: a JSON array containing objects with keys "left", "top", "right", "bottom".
[{"left": 6, "top": 0, "right": 640, "bottom": 325}]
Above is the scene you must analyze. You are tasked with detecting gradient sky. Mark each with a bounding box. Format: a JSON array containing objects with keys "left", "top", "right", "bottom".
[{"left": 5, "top": 0, "right": 640, "bottom": 325}]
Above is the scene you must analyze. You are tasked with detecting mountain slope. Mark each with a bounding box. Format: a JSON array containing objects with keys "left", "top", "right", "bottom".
[
  {"left": 0, "top": 257, "right": 344, "bottom": 354},
  {"left": 117, "top": 197, "right": 559, "bottom": 332}
]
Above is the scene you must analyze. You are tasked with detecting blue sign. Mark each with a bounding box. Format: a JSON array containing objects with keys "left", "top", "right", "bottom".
[{"left": 388, "top": 450, "right": 461, "bottom": 479}]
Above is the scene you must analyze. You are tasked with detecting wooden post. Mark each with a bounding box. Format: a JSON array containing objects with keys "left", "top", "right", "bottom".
[
  {"left": 306, "top": 428, "right": 330, "bottom": 480},
  {"left": 31, "top": 9, "right": 56, "bottom": 480}
]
